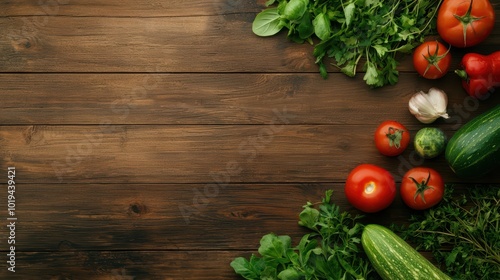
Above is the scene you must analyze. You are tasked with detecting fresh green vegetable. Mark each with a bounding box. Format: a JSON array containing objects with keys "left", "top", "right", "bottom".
[
  {"left": 396, "top": 185, "right": 500, "bottom": 279},
  {"left": 445, "top": 105, "right": 500, "bottom": 178},
  {"left": 252, "top": 8, "right": 283, "bottom": 37},
  {"left": 414, "top": 127, "right": 447, "bottom": 159},
  {"left": 251, "top": 0, "right": 442, "bottom": 87},
  {"left": 362, "top": 224, "right": 451, "bottom": 280},
  {"left": 230, "top": 190, "right": 381, "bottom": 280}
]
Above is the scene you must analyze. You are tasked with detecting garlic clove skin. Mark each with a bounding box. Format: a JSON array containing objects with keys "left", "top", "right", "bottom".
[{"left": 409, "top": 88, "right": 449, "bottom": 124}]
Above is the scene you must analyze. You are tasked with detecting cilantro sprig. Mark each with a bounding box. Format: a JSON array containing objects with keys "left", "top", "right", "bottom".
[
  {"left": 252, "top": 0, "right": 442, "bottom": 87},
  {"left": 230, "top": 190, "right": 381, "bottom": 280}
]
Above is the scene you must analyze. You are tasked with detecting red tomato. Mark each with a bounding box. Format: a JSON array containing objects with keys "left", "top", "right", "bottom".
[
  {"left": 412, "top": 41, "right": 452, "bottom": 79},
  {"left": 374, "top": 121, "right": 410, "bottom": 156},
  {"left": 437, "top": 0, "right": 495, "bottom": 48},
  {"left": 345, "top": 164, "right": 396, "bottom": 213},
  {"left": 400, "top": 167, "right": 445, "bottom": 210}
]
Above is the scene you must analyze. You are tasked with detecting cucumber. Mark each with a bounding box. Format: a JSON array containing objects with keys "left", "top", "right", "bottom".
[
  {"left": 445, "top": 105, "right": 500, "bottom": 178},
  {"left": 361, "top": 224, "right": 451, "bottom": 280}
]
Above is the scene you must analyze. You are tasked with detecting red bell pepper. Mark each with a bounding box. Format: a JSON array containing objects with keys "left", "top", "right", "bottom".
[{"left": 455, "top": 51, "right": 500, "bottom": 99}]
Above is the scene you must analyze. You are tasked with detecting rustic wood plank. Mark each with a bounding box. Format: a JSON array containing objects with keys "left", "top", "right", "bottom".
[
  {"left": 0, "top": 14, "right": 311, "bottom": 73},
  {"left": 3, "top": 183, "right": 329, "bottom": 251},
  {"left": 1, "top": 14, "right": 499, "bottom": 73},
  {"left": 0, "top": 0, "right": 263, "bottom": 17},
  {"left": 0, "top": 250, "right": 244, "bottom": 279},
  {"left": 2, "top": 183, "right": 485, "bottom": 252},
  {"left": 0, "top": 249, "right": 443, "bottom": 280},
  {"left": 1, "top": 73, "right": 498, "bottom": 125},
  {"left": 1, "top": 125, "right": 498, "bottom": 184},
  {"left": 0, "top": 1, "right": 498, "bottom": 279}
]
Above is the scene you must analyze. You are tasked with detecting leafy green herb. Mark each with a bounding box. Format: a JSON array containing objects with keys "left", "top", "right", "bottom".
[
  {"left": 230, "top": 190, "right": 381, "bottom": 280},
  {"left": 252, "top": 0, "right": 442, "bottom": 87},
  {"left": 252, "top": 8, "right": 283, "bottom": 37},
  {"left": 395, "top": 185, "right": 500, "bottom": 280}
]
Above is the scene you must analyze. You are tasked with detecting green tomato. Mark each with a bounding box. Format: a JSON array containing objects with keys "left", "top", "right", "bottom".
[{"left": 414, "top": 127, "right": 447, "bottom": 159}]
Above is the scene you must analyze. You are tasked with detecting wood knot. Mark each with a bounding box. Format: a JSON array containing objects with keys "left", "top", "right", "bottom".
[
  {"left": 230, "top": 210, "right": 255, "bottom": 219},
  {"left": 11, "top": 37, "right": 36, "bottom": 52},
  {"left": 58, "top": 240, "right": 77, "bottom": 251},
  {"left": 337, "top": 138, "right": 352, "bottom": 151},
  {"left": 23, "top": 125, "right": 47, "bottom": 145},
  {"left": 128, "top": 202, "right": 149, "bottom": 216}
]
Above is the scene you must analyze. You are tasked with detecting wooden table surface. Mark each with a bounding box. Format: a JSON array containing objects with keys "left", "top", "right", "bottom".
[{"left": 1, "top": 1, "right": 499, "bottom": 279}]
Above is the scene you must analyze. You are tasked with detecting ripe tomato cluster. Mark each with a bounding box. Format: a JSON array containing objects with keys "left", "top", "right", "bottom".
[
  {"left": 412, "top": 0, "right": 495, "bottom": 80},
  {"left": 345, "top": 120, "right": 445, "bottom": 213}
]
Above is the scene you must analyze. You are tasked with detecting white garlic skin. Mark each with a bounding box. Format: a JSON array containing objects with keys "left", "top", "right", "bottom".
[{"left": 409, "top": 88, "right": 449, "bottom": 124}]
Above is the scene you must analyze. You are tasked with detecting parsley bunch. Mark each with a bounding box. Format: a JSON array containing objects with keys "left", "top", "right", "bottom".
[
  {"left": 252, "top": 0, "right": 442, "bottom": 87},
  {"left": 396, "top": 185, "right": 500, "bottom": 280},
  {"left": 230, "top": 190, "right": 381, "bottom": 280}
]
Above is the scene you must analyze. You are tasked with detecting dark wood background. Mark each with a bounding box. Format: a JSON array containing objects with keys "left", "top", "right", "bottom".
[{"left": 0, "top": 1, "right": 499, "bottom": 279}]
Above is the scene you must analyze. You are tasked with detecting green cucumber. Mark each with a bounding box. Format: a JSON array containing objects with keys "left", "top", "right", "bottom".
[
  {"left": 361, "top": 224, "right": 450, "bottom": 280},
  {"left": 445, "top": 105, "right": 500, "bottom": 178}
]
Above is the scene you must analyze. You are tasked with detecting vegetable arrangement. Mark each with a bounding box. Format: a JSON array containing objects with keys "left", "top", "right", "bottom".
[
  {"left": 252, "top": 0, "right": 443, "bottom": 87},
  {"left": 412, "top": 0, "right": 498, "bottom": 99},
  {"left": 233, "top": 1, "right": 499, "bottom": 279},
  {"left": 230, "top": 190, "right": 381, "bottom": 280},
  {"left": 232, "top": 187, "right": 500, "bottom": 280}
]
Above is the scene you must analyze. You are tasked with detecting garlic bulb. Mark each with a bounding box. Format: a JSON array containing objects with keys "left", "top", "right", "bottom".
[{"left": 409, "top": 88, "right": 449, "bottom": 124}]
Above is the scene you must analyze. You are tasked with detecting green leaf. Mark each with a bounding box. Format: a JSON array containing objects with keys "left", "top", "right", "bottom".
[
  {"left": 339, "top": 60, "right": 357, "bottom": 77},
  {"left": 401, "top": 14, "right": 416, "bottom": 28},
  {"left": 282, "top": 0, "right": 309, "bottom": 22},
  {"left": 296, "top": 234, "right": 318, "bottom": 265},
  {"left": 312, "top": 12, "right": 331, "bottom": 41},
  {"left": 258, "top": 234, "right": 292, "bottom": 263},
  {"left": 298, "top": 207, "right": 320, "bottom": 229},
  {"left": 343, "top": 3, "right": 356, "bottom": 27},
  {"left": 252, "top": 8, "right": 283, "bottom": 37},
  {"left": 363, "top": 61, "right": 380, "bottom": 86},
  {"left": 265, "top": 0, "right": 276, "bottom": 6},
  {"left": 297, "top": 12, "right": 314, "bottom": 39},
  {"left": 230, "top": 256, "right": 264, "bottom": 280},
  {"left": 372, "top": 45, "right": 388, "bottom": 57},
  {"left": 277, "top": 267, "right": 300, "bottom": 280}
]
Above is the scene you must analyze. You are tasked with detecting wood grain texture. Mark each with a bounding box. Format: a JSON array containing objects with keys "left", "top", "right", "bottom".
[
  {"left": 0, "top": 0, "right": 499, "bottom": 279},
  {"left": 0, "top": 250, "right": 245, "bottom": 279},
  {"left": 1, "top": 4, "right": 499, "bottom": 73},
  {"left": 1, "top": 73, "right": 499, "bottom": 125},
  {"left": 0, "top": 183, "right": 477, "bottom": 279},
  {"left": 1, "top": 124, "right": 499, "bottom": 184},
  {"left": 0, "top": 0, "right": 263, "bottom": 17},
  {"left": 4, "top": 182, "right": 477, "bottom": 251}
]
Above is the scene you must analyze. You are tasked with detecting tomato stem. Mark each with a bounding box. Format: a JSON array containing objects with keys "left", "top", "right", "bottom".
[
  {"left": 386, "top": 127, "right": 405, "bottom": 149},
  {"left": 422, "top": 41, "right": 451, "bottom": 76},
  {"left": 410, "top": 172, "right": 433, "bottom": 204},
  {"left": 453, "top": 0, "right": 486, "bottom": 47}
]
